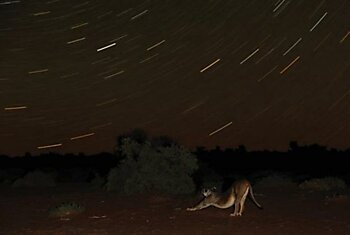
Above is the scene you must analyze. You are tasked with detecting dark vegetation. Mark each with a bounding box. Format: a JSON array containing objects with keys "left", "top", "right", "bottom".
[
  {"left": 0, "top": 129, "right": 349, "bottom": 193},
  {"left": 106, "top": 134, "right": 198, "bottom": 194}
]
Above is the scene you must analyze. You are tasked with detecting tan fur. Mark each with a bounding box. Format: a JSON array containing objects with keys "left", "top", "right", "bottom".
[{"left": 186, "top": 179, "right": 262, "bottom": 216}]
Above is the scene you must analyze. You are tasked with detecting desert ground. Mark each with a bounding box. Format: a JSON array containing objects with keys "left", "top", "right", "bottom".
[{"left": 0, "top": 183, "right": 349, "bottom": 235}]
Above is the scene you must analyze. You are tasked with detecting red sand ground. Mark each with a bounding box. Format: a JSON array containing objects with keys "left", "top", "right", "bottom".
[{"left": 0, "top": 184, "right": 349, "bottom": 235}]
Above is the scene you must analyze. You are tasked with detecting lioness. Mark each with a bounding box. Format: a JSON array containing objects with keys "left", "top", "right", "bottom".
[{"left": 187, "top": 179, "right": 262, "bottom": 216}]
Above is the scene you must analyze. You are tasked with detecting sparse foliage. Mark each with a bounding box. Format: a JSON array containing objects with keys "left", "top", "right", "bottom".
[
  {"left": 48, "top": 202, "right": 85, "bottom": 218},
  {"left": 107, "top": 137, "right": 198, "bottom": 194},
  {"left": 299, "top": 177, "right": 347, "bottom": 191},
  {"left": 89, "top": 172, "right": 106, "bottom": 189},
  {"left": 255, "top": 174, "right": 297, "bottom": 188},
  {"left": 12, "top": 170, "right": 56, "bottom": 188}
]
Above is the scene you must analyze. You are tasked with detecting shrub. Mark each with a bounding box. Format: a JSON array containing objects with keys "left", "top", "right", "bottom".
[
  {"left": 48, "top": 202, "right": 85, "bottom": 218},
  {"left": 89, "top": 172, "right": 106, "bottom": 189},
  {"left": 0, "top": 168, "right": 26, "bottom": 184},
  {"left": 12, "top": 170, "right": 56, "bottom": 188},
  {"left": 56, "top": 168, "right": 91, "bottom": 183},
  {"left": 299, "top": 177, "right": 347, "bottom": 191},
  {"left": 0, "top": 170, "right": 13, "bottom": 185},
  {"left": 106, "top": 138, "right": 198, "bottom": 194},
  {"left": 254, "top": 174, "right": 297, "bottom": 189}
]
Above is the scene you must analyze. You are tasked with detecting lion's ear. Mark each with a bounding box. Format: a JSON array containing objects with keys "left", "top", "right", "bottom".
[{"left": 211, "top": 186, "right": 217, "bottom": 191}]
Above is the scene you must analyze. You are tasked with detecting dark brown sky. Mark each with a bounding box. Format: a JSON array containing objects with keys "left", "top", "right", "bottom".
[{"left": 0, "top": 0, "right": 349, "bottom": 156}]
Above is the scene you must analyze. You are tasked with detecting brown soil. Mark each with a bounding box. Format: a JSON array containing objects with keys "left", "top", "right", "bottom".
[{"left": 0, "top": 184, "right": 349, "bottom": 235}]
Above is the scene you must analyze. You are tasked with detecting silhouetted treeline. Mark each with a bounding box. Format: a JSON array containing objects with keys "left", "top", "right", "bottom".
[
  {"left": 194, "top": 141, "right": 350, "bottom": 178},
  {"left": 0, "top": 141, "right": 349, "bottom": 179},
  {"left": 0, "top": 152, "right": 118, "bottom": 176}
]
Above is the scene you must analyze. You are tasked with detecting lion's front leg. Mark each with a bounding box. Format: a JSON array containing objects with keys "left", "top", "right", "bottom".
[{"left": 186, "top": 200, "right": 211, "bottom": 211}]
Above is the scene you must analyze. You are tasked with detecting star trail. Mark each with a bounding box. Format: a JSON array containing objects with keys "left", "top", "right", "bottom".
[{"left": 0, "top": 0, "right": 349, "bottom": 155}]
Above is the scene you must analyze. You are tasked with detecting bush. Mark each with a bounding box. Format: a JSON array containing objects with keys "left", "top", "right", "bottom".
[
  {"left": 12, "top": 170, "right": 56, "bottom": 188},
  {"left": 56, "top": 168, "right": 92, "bottom": 183},
  {"left": 255, "top": 174, "right": 297, "bottom": 189},
  {"left": 89, "top": 172, "right": 106, "bottom": 189},
  {"left": 299, "top": 177, "right": 347, "bottom": 191},
  {"left": 106, "top": 138, "right": 198, "bottom": 194},
  {"left": 0, "top": 168, "right": 26, "bottom": 184},
  {"left": 48, "top": 202, "right": 85, "bottom": 218}
]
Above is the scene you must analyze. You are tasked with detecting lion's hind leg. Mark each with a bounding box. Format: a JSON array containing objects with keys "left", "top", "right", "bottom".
[{"left": 238, "top": 187, "right": 250, "bottom": 216}]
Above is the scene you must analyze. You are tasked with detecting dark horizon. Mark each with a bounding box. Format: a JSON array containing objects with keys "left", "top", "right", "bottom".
[
  {"left": 1, "top": 0, "right": 349, "bottom": 156},
  {"left": 1, "top": 139, "right": 349, "bottom": 182},
  {"left": 1, "top": 140, "right": 350, "bottom": 158},
  {"left": 2, "top": 130, "right": 350, "bottom": 156}
]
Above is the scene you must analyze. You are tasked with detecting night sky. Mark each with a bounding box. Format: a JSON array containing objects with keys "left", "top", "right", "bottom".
[{"left": 0, "top": 0, "right": 349, "bottom": 156}]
